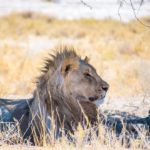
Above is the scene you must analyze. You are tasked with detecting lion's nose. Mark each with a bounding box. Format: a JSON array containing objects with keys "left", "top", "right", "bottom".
[
  {"left": 102, "top": 83, "right": 109, "bottom": 92},
  {"left": 102, "top": 86, "right": 108, "bottom": 92}
]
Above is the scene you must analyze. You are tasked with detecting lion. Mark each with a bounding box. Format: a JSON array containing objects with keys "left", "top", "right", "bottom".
[
  {"left": 28, "top": 47, "right": 109, "bottom": 143},
  {"left": 0, "top": 47, "right": 109, "bottom": 143}
]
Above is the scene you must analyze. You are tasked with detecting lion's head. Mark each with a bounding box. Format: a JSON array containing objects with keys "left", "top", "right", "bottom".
[
  {"left": 61, "top": 53, "right": 109, "bottom": 108},
  {"left": 34, "top": 47, "right": 109, "bottom": 131}
]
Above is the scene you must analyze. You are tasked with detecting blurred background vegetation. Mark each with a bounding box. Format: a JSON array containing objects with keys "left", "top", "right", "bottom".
[{"left": 0, "top": 0, "right": 150, "bottom": 98}]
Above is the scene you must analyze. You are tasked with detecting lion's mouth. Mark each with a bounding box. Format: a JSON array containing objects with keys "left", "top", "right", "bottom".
[
  {"left": 76, "top": 95, "right": 105, "bottom": 102},
  {"left": 89, "top": 96, "right": 99, "bottom": 102},
  {"left": 89, "top": 95, "right": 105, "bottom": 102}
]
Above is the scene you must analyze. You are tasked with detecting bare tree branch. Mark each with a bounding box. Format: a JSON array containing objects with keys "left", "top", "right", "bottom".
[
  {"left": 137, "top": 0, "right": 144, "bottom": 13},
  {"left": 118, "top": 0, "right": 123, "bottom": 21},
  {"left": 80, "top": 0, "right": 92, "bottom": 10},
  {"left": 81, "top": 0, "right": 150, "bottom": 28},
  {"left": 129, "top": 0, "right": 150, "bottom": 28}
]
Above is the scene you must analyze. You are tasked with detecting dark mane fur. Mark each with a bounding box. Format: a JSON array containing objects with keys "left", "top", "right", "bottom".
[
  {"left": 30, "top": 47, "right": 98, "bottom": 142},
  {"left": 42, "top": 47, "right": 79, "bottom": 74}
]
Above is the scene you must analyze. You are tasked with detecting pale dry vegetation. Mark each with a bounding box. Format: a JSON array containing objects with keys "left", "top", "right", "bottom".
[
  {"left": 0, "top": 12, "right": 150, "bottom": 149},
  {"left": 0, "top": 12, "right": 150, "bottom": 97},
  {"left": 1, "top": 114, "right": 150, "bottom": 150}
]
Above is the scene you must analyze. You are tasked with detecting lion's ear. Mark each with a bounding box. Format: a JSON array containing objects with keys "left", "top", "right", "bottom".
[
  {"left": 84, "top": 56, "right": 89, "bottom": 63},
  {"left": 61, "top": 58, "right": 79, "bottom": 76}
]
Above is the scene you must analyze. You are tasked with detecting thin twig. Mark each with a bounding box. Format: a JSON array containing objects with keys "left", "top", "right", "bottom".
[
  {"left": 80, "top": 0, "right": 92, "bottom": 10},
  {"left": 129, "top": 0, "right": 150, "bottom": 28},
  {"left": 118, "top": 0, "right": 123, "bottom": 21}
]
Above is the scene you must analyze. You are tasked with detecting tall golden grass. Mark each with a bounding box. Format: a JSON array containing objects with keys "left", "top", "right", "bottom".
[
  {"left": 0, "top": 12, "right": 150, "bottom": 149},
  {"left": 1, "top": 110, "right": 149, "bottom": 149}
]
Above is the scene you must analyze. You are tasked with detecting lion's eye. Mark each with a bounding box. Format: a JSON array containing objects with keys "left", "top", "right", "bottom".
[{"left": 84, "top": 72, "right": 91, "bottom": 78}]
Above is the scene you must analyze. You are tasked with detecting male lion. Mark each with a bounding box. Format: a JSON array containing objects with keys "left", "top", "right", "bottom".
[
  {"left": 0, "top": 47, "right": 109, "bottom": 143},
  {"left": 29, "top": 48, "right": 109, "bottom": 142}
]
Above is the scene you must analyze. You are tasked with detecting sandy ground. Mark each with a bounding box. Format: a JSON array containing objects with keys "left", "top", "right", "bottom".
[{"left": 102, "top": 96, "right": 150, "bottom": 116}]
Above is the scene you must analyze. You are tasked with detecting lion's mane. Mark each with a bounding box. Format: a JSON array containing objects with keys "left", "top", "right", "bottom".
[{"left": 30, "top": 48, "right": 98, "bottom": 140}]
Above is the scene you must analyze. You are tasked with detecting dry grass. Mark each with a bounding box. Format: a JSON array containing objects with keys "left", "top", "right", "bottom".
[
  {"left": 0, "top": 13, "right": 150, "bottom": 97},
  {"left": 0, "top": 12, "right": 150, "bottom": 149},
  {"left": 0, "top": 116, "right": 149, "bottom": 150}
]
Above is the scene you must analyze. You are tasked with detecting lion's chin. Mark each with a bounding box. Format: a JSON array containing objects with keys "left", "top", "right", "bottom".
[{"left": 93, "top": 98, "right": 104, "bottom": 108}]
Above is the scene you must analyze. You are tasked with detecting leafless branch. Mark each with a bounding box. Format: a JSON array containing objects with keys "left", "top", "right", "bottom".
[
  {"left": 118, "top": 0, "right": 150, "bottom": 28},
  {"left": 129, "top": 0, "right": 150, "bottom": 28},
  {"left": 81, "top": 0, "right": 150, "bottom": 28},
  {"left": 137, "top": 0, "right": 144, "bottom": 13},
  {"left": 80, "top": 0, "right": 92, "bottom": 10},
  {"left": 118, "top": 0, "right": 123, "bottom": 21}
]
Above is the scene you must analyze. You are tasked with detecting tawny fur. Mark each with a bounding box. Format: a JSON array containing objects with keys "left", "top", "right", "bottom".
[{"left": 28, "top": 47, "right": 109, "bottom": 143}]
